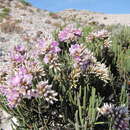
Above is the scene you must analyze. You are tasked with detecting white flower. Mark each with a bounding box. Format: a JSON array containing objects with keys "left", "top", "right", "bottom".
[
  {"left": 89, "top": 62, "right": 110, "bottom": 83},
  {"left": 97, "top": 103, "right": 113, "bottom": 115}
]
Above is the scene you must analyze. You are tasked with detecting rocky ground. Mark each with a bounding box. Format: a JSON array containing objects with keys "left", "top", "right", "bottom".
[{"left": 0, "top": 0, "right": 130, "bottom": 129}]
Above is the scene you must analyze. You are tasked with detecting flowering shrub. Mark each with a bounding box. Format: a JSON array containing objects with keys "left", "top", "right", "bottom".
[
  {"left": 69, "top": 44, "right": 96, "bottom": 70},
  {"left": 58, "top": 24, "right": 82, "bottom": 43},
  {"left": 86, "top": 29, "right": 110, "bottom": 41},
  {"left": 0, "top": 25, "right": 129, "bottom": 129},
  {"left": 0, "top": 43, "right": 58, "bottom": 108},
  {"left": 98, "top": 104, "right": 129, "bottom": 130}
]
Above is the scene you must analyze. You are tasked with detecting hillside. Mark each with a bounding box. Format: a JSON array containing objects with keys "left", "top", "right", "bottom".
[{"left": 0, "top": 0, "right": 130, "bottom": 54}]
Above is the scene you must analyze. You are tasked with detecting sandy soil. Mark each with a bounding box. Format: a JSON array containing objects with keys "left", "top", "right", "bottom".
[{"left": 91, "top": 13, "right": 130, "bottom": 26}]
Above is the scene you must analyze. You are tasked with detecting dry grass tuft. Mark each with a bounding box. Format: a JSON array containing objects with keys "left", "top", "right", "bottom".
[
  {"left": 0, "top": 8, "right": 10, "bottom": 22},
  {"left": 0, "top": 20, "right": 23, "bottom": 33},
  {"left": 49, "top": 12, "right": 60, "bottom": 19}
]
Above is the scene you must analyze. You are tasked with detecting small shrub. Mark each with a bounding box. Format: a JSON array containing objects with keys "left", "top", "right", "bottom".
[
  {"left": 88, "top": 20, "right": 99, "bottom": 26},
  {"left": 49, "top": 12, "right": 60, "bottom": 19},
  {"left": 110, "top": 25, "right": 130, "bottom": 49},
  {"left": 36, "top": 8, "right": 41, "bottom": 12},
  {"left": 0, "top": 24, "right": 128, "bottom": 130},
  {"left": 2, "top": 8, "right": 10, "bottom": 14},
  {"left": 0, "top": 20, "right": 23, "bottom": 33},
  {"left": 15, "top": 19, "right": 22, "bottom": 24},
  {"left": 19, "top": 0, "right": 31, "bottom": 6},
  {"left": 52, "top": 22, "right": 61, "bottom": 28},
  {"left": 45, "top": 19, "right": 52, "bottom": 24},
  {"left": 103, "top": 17, "right": 107, "bottom": 20},
  {"left": 28, "top": 8, "right": 35, "bottom": 13},
  {"left": 0, "top": 8, "right": 10, "bottom": 22}
]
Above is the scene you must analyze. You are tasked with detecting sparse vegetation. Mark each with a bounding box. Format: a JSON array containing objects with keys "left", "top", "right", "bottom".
[
  {"left": 0, "top": 24, "right": 129, "bottom": 130},
  {"left": 49, "top": 12, "right": 60, "bottom": 19},
  {"left": 45, "top": 19, "right": 52, "bottom": 24},
  {"left": 0, "top": 20, "right": 23, "bottom": 33},
  {"left": 52, "top": 22, "right": 61, "bottom": 28},
  {"left": 2, "top": 8, "right": 10, "bottom": 14},
  {"left": 0, "top": 8, "right": 10, "bottom": 22},
  {"left": 104, "top": 17, "right": 107, "bottom": 20},
  {"left": 0, "top": 1, "right": 129, "bottom": 129},
  {"left": 19, "top": 0, "right": 31, "bottom": 6}
]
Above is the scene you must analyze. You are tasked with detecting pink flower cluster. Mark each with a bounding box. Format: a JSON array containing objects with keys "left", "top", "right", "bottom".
[
  {"left": 58, "top": 25, "right": 82, "bottom": 43},
  {"left": 0, "top": 44, "right": 58, "bottom": 108},
  {"left": 69, "top": 44, "right": 96, "bottom": 71},
  {"left": 36, "top": 40, "right": 61, "bottom": 66},
  {"left": 87, "top": 29, "right": 110, "bottom": 41},
  {"left": 9, "top": 44, "right": 27, "bottom": 63},
  {"left": 0, "top": 67, "right": 33, "bottom": 107}
]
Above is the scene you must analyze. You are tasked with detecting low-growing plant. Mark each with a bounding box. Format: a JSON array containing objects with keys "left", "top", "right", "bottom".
[
  {"left": 45, "top": 19, "right": 52, "bottom": 24},
  {"left": 0, "top": 8, "right": 10, "bottom": 22},
  {"left": 2, "top": 8, "right": 10, "bottom": 14},
  {"left": 0, "top": 24, "right": 129, "bottom": 130},
  {"left": 0, "top": 20, "right": 23, "bottom": 33},
  {"left": 52, "top": 22, "right": 62, "bottom": 28},
  {"left": 19, "top": 0, "right": 31, "bottom": 6},
  {"left": 49, "top": 12, "right": 60, "bottom": 19}
]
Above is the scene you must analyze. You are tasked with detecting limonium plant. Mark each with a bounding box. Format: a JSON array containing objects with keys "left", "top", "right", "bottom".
[
  {"left": 58, "top": 24, "right": 82, "bottom": 43},
  {"left": 98, "top": 103, "right": 129, "bottom": 130},
  {"left": 0, "top": 42, "right": 59, "bottom": 108},
  {"left": 0, "top": 24, "right": 129, "bottom": 129}
]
